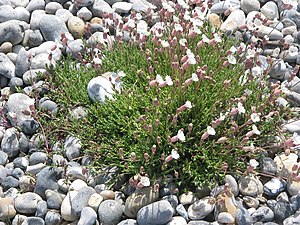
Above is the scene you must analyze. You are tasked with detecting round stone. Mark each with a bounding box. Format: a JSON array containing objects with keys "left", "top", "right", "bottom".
[
  {"left": 14, "top": 193, "right": 43, "bottom": 214},
  {"left": 67, "top": 16, "right": 85, "bottom": 39},
  {"left": 0, "top": 197, "right": 16, "bottom": 220},
  {"left": 39, "top": 14, "right": 69, "bottom": 41},
  {"left": 240, "top": 0, "right": 260, "bottom": 14},
  {"left": 98, "top": 200, "right": 123, "bottom": 225},
  {"left": 238, "top": 175, "right": 263, "bottom": 197},
  {"left": 188, "top": 196, "right": 215, "bottom": 220}
]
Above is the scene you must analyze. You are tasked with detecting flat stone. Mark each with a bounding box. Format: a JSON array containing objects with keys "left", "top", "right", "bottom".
[
  {"left": 256, "top": 25, "right": 283, "bottom": 40},
  {"left": 64, "top": 135, "right": 81, "bottom": 161},
  {"left": 78, "top": 206, "right": 97, "bottom": 225},
  {"left": 264, "top": 177, "right": 286, "bottom": 197},
  {"left": 238, "top": 175, "right": 263, "bottom": 197},
  {"left": 260, "top": 1, "right": 279, "bottom": 20},
  {"left": 112, "top": 2, "right": 133, "bottom": 13},
  {"left": 71, "top": 186, "right": 96, "bottom": 217},
  {"left": 26, "top": 0, "right": 45, "bottom": 13},
  {"left": 240, "top": 0, "right": 260, "bottom": 14},
  {"left": 188, "top": 196, "right": 215, "bottom": 220},
  {"left": 0, "top": 197, "right": 16, "bottom": 220},
  {"left": 14, "top": 193, "right": 43, "bottom": 214},
  {"left": 91, "top": 0, "right": 114, "bottom": 17},
  {"left": 34, "top": 166, "right": 61, "bottom": 199},
  {"left": 124, "top": 186, "right": 159, "bottom": 218},
  {"left": 1, "top": 128, "right": 19, "bottom": 158},
  {"left": 251, "top": 206, "right": 274, "bottom": 222},
  {"left": 0, "top": 20, "right": 24, "bottom": 45},
  {"left": 137, "top": 200, "right": 174, "bottom": 225},
  {"left": 39, "top": 14, "right": 69, "bottom": 41},
  {"left": 0, "top": 53, "right": 15, "bottom": 79},
  {"left": 221, "top": 9, "right": 246, "bottom": 32}
]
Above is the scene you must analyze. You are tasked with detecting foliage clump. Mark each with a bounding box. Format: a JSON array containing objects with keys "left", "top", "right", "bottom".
[{"left": 43, "top": 0, "right": 287, "bottom": 189}]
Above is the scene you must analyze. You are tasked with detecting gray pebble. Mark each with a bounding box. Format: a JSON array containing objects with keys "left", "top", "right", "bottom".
[
  {"left": 26, "top": 0, "right": 45, "bottom": 13},
  {"left": 274, "top": 202, "right": 295, "bottom": 223},
  {"left": 98, "top": 200, "right": 123, "bottom": 225},
  {"left": 22, "top": 216, "right": 45, "bottom": 225},
  {"left": 78, "top": 206, "right": 97, "bottom": 225},
  {"left": 71, "top": 186, "right": 96, "bottom": 217},
  {"left": 251, "top": 206, "right": 274, "bottom": 222},
  {"left": 29, "top": 152, "right": 48, "bottom": 165},
  {"left": 0, "top": 151, "right": 8, "bottom": 165},
  {"left": 137, "top": 200, "right": 174, "bottom": 225},
  {"left": 35, "top": 200, "right": 47, "bottom": 218},
  {"left": 45, "top": 211, "right": 61, "bottom": 225},
  {"left": 263, "top": 177, "right": 286, "bottom": 197},
  {"left": 39, "top": 14, "right": 69, "bottom": 41},
  {"left": 13, "top": 157, "right": 29, "bottom": 170},
  {"left": 9, "top": 77, "right": 24, "bottom": 92},
  {"left": 0, "top": 53, "right": 15, "bottom": 79},
  {"left": 12, "top": 168, "right": 25, "bottom": 179},
  {"left": 45, "top": 2, "right": 63, "bottom": 14}
]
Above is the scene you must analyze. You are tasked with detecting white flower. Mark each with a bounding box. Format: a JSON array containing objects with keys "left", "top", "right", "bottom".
[
  {"left": 249, "top": 159, "right": 259, "bottom": 169},
  {"left": 207, "top": 126, "right": 216, "bottom": 135},
  {"left": 162, "top": 1, "right": 175, "bottom": 12},
  {"left": 213, "top": 33, "right": 222, "bottom": 43},
  {"left": 179, "top": 38, "right": 187, "bottom": 47},
  {"left": 156, "top": 74, "right": 164, "bottom": 84},
  {"left": 185, "top": 101, "right": 192, "bottom": 109},
  {"left": 293, "top": 132, "right": 300, "bottom": 145},
  {"left": 184, "top": 11, "right": 191, "bottom": 21},
  {"left": 171, "top": 149, "right": 180, "bottom": 159},
  {"left": 117, "top": 71, "right": 126, "bottom": 77},
  {"left": 177, "top": 0, "right": 189, "bottom": 9},
  {"left": 186, "top": 49, "right": 196, "bottom": 65},
  {"left": 93, "top": 57, "right": 102, "bottom": 64},
  {"left": 135, "top": 13, "right": 142, "bottom": 20},
  {"left": 202, "top": 34, "right": 210, "bottom": 43},
  {"left": 137, "top": 21, "right": 150, "bottom": 36},
  {"left": 174, "top": 23, "right": 183, "bottom": 32},
  {"left": 140, "top": 176, "right": 150, "bottom": 186},
  {"left": 177, "top": 130, "right": 186, "bottom": 142},
  {"left": 165, "top": 76, "right": 173, "bottom": 86},
  {"left": 251, "top": 113, "right": 260, "bottom": 123},
  {"left": 173, "top": 15, "right": 179, "bottom": 23},
  {"left": 238, "top": 102, "right": 246, "bottom": 114},
  {"left": 227, "top": 54, "right": 236, "bottom": 64},
  {"left": 288, "top": 46, "right": 298, "bottom": 57},
  {"left": 252, "top": 125, "right": 261, "bottom": 135},
  {"left": 127, "top": 19, "right": 136, "bottom": 28},
  {"left": 229, "top": 46, "right": 237, "bottom": 53},
  {"left": 192, "top": 73, "right": 198, "bottom": 82},
  {"left": 161, "top": 40, "right": 170, "bottom": 48}
]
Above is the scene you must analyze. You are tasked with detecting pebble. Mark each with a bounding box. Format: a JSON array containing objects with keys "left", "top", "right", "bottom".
[
  {"left": 98, "top": 200, "right": 123, "bottom": 225},
  {"left": 0, "top": 197, "right": 16, "bottom": 220},
  {"left": 260, "top": 1, "right": 279, "bottom": 20},
  {"left": 39, "top": 14, "right": 69, "bottom": 41},
  {"left": 166, "top": 216, "right": 188, "bottom": 225},
  {"left": 124, "top": 186, "right": 159, "bottom": 218},
  {"left": 78, "top": 206, "right": 97, "bottom": 225},
  {"left": 71, "top": 186, "right": 96, "bottom": 217},
  {"left": 0, "top": 20, "right": 24, "bottom": 46},
  {"left": 34, "top": 166, "right": 60, "bottom": 199},
  {"left": 263, "top": 177, "right": 286, "bottom": 197},
  {"left": 220, "top": 9, "right": 246, "bottom": 32},
  {"left": 67, "top": 16, "right": 85, "bottom": 39},
  {"left": 137, "top": 200, "right": 174, "bottom": 225},
  {"left": 179, "top": 191, "right": 198, "bottom": 205},
  {"left": 87, "top": 75, "right": 115, "bottom": 103},
  {"left": 188, "top": 196, "right": 215, "bottom": 220},
  {"left": 251, "top": 206, "right": 274, "bottom": 222},
  {"left": 274, "top": 202, "right": 295, "bottom": 223},
  {"left": 63, "top": 135, "right": 81, "bottom": 161},
  {"left": 256, "top": 25, "right": 283, "bottom": 40},
  {"left": 45, "top": 211, "right": 62, "bottom": 225},
  {"left": 14, "top": 192, "right": 43, "bottom": 214},
  {"left": 238, "top": 175, "right": 263, "bottom": 197},
  {"left": 217, "top": 212, "right": 235, "bottom": 224},
  {"left": 45, "top": 189, "right": 63, "bottom": 209},
  {"left": 240, "top": 0, "right": 260, "bottom": 14}
]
